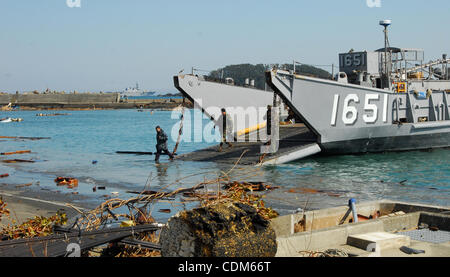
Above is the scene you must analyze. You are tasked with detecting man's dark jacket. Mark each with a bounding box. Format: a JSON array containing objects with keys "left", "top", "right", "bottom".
[{"left": 156, "top": 129, "right": 169, "bottom": 151}]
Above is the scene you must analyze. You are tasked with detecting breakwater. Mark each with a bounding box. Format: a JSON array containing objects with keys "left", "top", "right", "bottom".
[{"left": 0, "top": 93, "right": 191, "bottom": 109}]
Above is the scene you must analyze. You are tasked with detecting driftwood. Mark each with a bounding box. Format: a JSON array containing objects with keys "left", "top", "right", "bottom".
[
  {"left": 160, "top": 202, "right": 277, "bottom": 257},
  {"left": 0, "top": 150, "right": 31, "bottom": 156},
  {"left": 0, "top": 136, "right": 50, "bottom": 140},
  {"left": 116, "top": 151, "right": 178, "bottom": 156}
]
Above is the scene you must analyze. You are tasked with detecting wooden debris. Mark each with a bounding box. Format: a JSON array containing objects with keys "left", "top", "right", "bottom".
[
  {"left": 0, "top": 136, "right": 50, "bottom": 140},
  {"left": 287, "top": 187, "right": 345, "bottom": 198},
  {"left": 54, "top": 177, "right": 78, "bottom": 188},
  {"left": 15, "top": 183, "right": 33, "bottom": 188},
  {"left": 2, "top": 159, "right": 35, "bottom": 163},
  {"left": 0, "top": 150, "right": 31, "bottom": 156},
  {"left": 223, "top": 181, "right": 279, "bottom": 192}
]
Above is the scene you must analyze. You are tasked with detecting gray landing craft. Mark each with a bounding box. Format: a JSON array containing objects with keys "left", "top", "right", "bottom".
[
  {"left": 174, "top": 74, "right": 288, "bottom": 135},
  {"left": 267, "top": 20, "right": 450, "bottom": 155},
  {"left": 175, "top": 20, "right": 449, "bottom": 165}
]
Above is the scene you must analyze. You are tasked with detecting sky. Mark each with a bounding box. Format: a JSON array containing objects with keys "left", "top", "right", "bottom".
[{"left": 0, "top": 0, "right": 449, "bottom": 93}]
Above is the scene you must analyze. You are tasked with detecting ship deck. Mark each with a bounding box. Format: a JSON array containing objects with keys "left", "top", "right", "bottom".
[{"left": 177, "top": 124, "right": 319, "bottom": 165}]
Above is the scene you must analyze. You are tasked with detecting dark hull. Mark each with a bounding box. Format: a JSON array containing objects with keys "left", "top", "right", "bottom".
[{"left": 320, "top": 132, "right": 450, "bottom": 155}]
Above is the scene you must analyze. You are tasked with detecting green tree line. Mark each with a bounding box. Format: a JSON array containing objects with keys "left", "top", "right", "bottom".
[{"left": 209, "top": 63, "right": 332, "bottom": 90}]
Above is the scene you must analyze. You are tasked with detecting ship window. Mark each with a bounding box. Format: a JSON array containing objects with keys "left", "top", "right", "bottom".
[
  {"left": 376, "top": 78, "right": 382, "bottom": 89},
  {"left": 418, "top": 117, "right": 428, "bottom": 122}
]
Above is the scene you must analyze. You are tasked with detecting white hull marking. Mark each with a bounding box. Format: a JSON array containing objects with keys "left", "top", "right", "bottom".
[
  {"left": 330, "top": 94, "right": 339, "bottom": 126},
  {"left": 342, "top": 94, "right": 359, "bottom": 125}
]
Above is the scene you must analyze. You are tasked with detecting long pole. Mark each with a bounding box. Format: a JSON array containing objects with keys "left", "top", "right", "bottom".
[{"left": 384, "top": 25, "right": 390, "bottom": 89}]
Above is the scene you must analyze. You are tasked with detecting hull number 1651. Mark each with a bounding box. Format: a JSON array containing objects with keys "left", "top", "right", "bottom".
[{"left": 330, "top": 93, "right": 389, "bottom": 126}]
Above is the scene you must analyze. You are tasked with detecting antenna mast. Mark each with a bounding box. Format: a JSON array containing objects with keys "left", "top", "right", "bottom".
[{"left": 380, "top": 20, "right": 392, "bottom": 89}]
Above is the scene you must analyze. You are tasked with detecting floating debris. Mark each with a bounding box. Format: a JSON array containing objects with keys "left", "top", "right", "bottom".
[
  {"left": 0, "top": 174, "right": 9, "bottom": 178},
  {"left": 287, "top": 187, "right": 346, "bottom": 198},
  {"left": 0, "top": 136, "right": 50, "bottom": 141},
  {"left": 15, "top": 183, "right": 33, "bottom": 188},
  {"left": 2, "top": 159, "right": 35, "bottom": 163},
  {"left": 54, "top": 177, "right": 79, "bottom": 189},
  {"left": 0, "top": 117, "right": 23, "bottom": 123},
  {"left": 1, "top": 150, "right": 31, "bottom": 156}
]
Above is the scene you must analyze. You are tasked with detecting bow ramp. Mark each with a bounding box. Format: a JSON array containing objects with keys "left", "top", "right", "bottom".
[{"left": 177, "top": 124, "right": 321, "bottom": 166}]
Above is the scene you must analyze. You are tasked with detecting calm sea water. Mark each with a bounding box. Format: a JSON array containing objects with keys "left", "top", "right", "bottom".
[{"left": 1, "top": 109, "right": 449, "bottom": 219}]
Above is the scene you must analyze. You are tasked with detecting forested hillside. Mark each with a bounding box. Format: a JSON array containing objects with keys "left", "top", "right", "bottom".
[{"left": 208, "top": 63, "right": 332, "bottom": 90}]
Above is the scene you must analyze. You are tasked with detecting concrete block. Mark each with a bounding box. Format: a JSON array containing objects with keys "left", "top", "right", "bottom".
[{"left": 347, "top": 232, "right": 410, "bottom": 251}]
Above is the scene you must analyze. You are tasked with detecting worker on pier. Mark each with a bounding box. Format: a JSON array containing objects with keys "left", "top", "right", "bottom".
[
  {"left": 155, "top": 126, "right": 174, "bottom": 163},
  {"left": 217, "top": 108, "right": 233, "bottom": 152}
]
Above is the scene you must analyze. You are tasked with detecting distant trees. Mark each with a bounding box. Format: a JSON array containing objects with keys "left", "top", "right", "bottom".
[{"left": 209, "top": 63, "right": 332, "bottom": 90}]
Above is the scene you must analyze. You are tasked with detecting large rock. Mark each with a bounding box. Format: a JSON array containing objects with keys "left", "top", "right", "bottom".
[{"left": 160, "top": 202, "right": 277, "bottom": 257}]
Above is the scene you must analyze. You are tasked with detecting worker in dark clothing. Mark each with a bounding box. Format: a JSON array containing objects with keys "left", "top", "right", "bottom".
[
  {"left": 155, "top": 126, "right": 174, "bottom": 163},
  {"left": 264, "top": 105, "right": 272, "bottom": 145},
  {"left": 217, "top": 108, "right": 233, "bottom": 152}
]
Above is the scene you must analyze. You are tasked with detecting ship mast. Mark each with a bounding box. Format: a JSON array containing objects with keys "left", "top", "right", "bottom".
[{"left": 380, "top": 20, "right": 392, "bottom": 89}]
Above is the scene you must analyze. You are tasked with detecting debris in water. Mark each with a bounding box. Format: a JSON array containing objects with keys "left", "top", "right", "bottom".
[
  {"left": 15, "top": 183, "right": 32, "bottom": 188},
  {"left": 0, "top": 174, "right": 9, "bottom": 178},
  {"left": 2, "top": 159, "right": 35, "bottom": 163},
  {"left": 287, "top": 187, "right": 344, "bottom": 198},
  {"left": 54, "top": 177, "right": 78, "bottom": 188},
  {"left": 1, "top": 150, "right": 31, "bottom": 156},
  {"left": 0, "top": 136, "right": 50, "bottom": 141}
]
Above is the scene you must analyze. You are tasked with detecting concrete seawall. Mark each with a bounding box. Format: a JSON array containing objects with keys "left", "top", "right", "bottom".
[
  {"left": 0, "top": 93, "right": 120, "bottom": 105},
  {"left": 0, "top": 93, "right": 192, "bottom": 109}
]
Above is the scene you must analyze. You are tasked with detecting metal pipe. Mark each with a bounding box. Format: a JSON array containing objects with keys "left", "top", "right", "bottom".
[{"left": 349, "top": 198, "right": 358, "bottom": 223}]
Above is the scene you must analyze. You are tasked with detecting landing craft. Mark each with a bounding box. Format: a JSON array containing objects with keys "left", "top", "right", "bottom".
[
  {"left": 266, "top": 20, "right": 450, "bottom": 155},
  {"left": 175, "top": 20, "right": 449, "bottom": 164},
  {"left": 174, "top": 73, "right": 288, "bottom": 136}
]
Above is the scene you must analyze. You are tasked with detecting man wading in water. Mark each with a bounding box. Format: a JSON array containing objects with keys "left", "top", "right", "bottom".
[
  {"left": 155, "top": 126, "right": 174, "bottom": 163},
  {"left": 217, "top": 108, "right": 233, "bottom": 152}
]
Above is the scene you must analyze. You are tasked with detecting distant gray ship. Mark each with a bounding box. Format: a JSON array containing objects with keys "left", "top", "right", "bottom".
[
  {"left": 120, "top": 82, "right": 155, "bottom": 98},
  {"left": 266, "top": 20, "right": 450, "bottom": 155}
]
